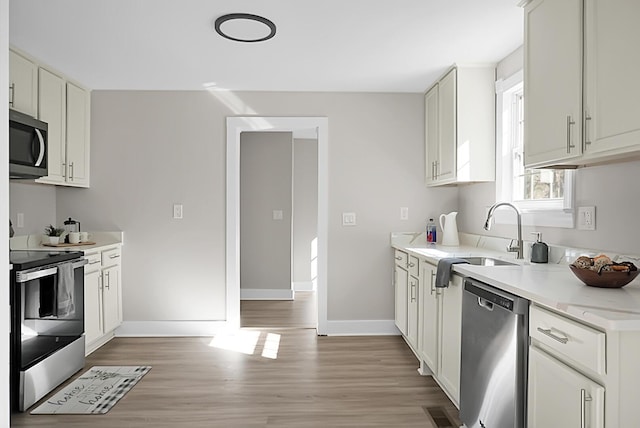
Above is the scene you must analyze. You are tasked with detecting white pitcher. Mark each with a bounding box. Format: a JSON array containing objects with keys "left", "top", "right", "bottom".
[{"left": 439, "top": 212, "right": 459, "bottom": 246}]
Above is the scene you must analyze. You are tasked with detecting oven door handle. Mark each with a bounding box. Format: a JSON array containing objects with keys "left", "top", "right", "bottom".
[
  {"left": 16, "top": 266, "right": 58, "bottom": 283},
  {"left": 15, "top": 259, "right": 88, "bottom": 283}
]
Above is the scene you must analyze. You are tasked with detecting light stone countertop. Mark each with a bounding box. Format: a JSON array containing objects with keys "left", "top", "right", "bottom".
[
  {"left": 10, "top": 231, "right": 124, "bottom": 254},
  {"left": 391, "top": 232, "right": 640, "bottom": 332}
]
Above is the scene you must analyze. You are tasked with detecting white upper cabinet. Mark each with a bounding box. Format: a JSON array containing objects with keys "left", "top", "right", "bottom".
[
  {"left": 524, "top": 0, "right": 583, "bottom": 167},
  {"left": 9, "top": 50, "right": 38, "bottom": 117},
  {"left": 12, "top": 46, "right": 93, "bottom": 188},
  {"left": 583, "top": 0, "right": 640, "bottom": 157},
  {"left": 37, "top": 68, "right": 67, "bottom": 184},
  {"left": 425, "top": 66, "right": 495, "bottom": 187},
  {"left": 524, "top": 0, "right": 640, "bottom": 168},
  {"left": 65, "top": 82, "right": 90, "bottom": 186}
]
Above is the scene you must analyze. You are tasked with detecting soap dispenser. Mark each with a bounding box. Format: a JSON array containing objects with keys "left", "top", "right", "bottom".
[{"left": 530, "top": 232, "right": 548, "bottom": 263}]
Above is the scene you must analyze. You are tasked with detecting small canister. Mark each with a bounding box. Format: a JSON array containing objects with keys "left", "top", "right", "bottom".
[{"left": 530, "top": 232, "right": 548, "bottom": 263}]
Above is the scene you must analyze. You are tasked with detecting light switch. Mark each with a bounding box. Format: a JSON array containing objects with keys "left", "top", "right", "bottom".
[
  {"left": 173, "top": 204, "right": 183, "bottom": 219},
  {"left": 273, "top": 210, "right": 283, "bottom": 220},
  {"left": 342, "top": 212, "right": 356, "bottom": 226},
  {"left": 400, "top": 207, "right": 409, "bottom": 220}
]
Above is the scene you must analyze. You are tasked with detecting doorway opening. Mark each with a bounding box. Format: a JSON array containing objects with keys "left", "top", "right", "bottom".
[
  {"left": 238, "top": 131, "right": 317, "bottom": 329},
  {"left": 226, "top": 117, "right": 328, "bottom": 334}
]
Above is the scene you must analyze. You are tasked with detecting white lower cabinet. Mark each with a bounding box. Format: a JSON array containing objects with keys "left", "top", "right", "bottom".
[
  {"left": 394, "top": 251, "right": 409, "bottom": 336},
  {"left": 437, "top": 274, "right": 462, "bottom": 403},
  {"left": 416, "top": 258, "right": 462, "bottom": 405},
  {"left": 84, "top": 245, "right": 122, "bottom": 355},
  {"left": 528, "top": 346, "right": 604, "bottom": 428}
]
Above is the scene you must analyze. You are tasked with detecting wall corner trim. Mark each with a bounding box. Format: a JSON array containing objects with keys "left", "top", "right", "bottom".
[{"left": 324, "top": 320, "right": 400, "bottom": 336}]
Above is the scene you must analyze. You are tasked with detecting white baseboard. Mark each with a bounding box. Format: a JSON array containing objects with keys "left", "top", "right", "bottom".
[
  {"left": 293, "top": 281, "right": 315, "bottom": 291},
  {"left": 240, "top": 288, "right": 294, "bottom": 300},
  {"left": 324, "top": 320, "right": 400, "bottom": 336},
  {"left": 116, "top": 320, "right": 228, "bottom": 337},
  {"left": 116, "top": 319, "right": 399, "bottom": 337}
]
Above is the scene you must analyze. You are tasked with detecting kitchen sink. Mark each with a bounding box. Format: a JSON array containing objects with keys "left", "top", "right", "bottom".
[{"left": 461, "top": 257, "right": 518, "bottom": 267}]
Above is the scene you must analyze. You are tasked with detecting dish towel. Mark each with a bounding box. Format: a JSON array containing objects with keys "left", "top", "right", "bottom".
[
  {"left": 435, "top": 258, "right": 470, "bottom": 288},
  {"left": 57, "top": 262, "right": 75, "bottom": 318}
]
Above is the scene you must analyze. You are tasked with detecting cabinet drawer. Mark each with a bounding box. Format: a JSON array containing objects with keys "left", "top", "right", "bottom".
[
  {"left": 394, "top": 250, "right": 408, "bottom": 267},
  {"left": 84, "top": 252, "right": 102, "bottom": 273},
  {"left": 530, "top": 305, "right": 606, "bottom": 375},
  {"left": 101, "top": 247, "right": 122, "bottom": 268},
  {"left": 408, "top": 256, "right": 419, "bottom": 277}
]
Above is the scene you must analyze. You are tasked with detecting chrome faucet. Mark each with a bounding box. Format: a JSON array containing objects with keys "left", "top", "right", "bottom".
[{"left": 484, "top": 202, "right": 524, "bottom": 259}]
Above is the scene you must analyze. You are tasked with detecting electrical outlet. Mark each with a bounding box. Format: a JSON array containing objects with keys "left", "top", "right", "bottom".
[
  {"left": 578, "top": 206, "right": 596, "bottom": 230},
  {"left": 273, "top": 210, "right": 283, "bottom": 220},
  {"left": 173, "top": 204, "right": 183, "bottom": 219},
  {"left": 342, "top": 212, "right": 356, "bottom": 226},
  {"left": 16, "top": 213, "right": 24, "bottom": 228},
  {"left": 400, "top": 207, "right": 409, "bottom": 220}
]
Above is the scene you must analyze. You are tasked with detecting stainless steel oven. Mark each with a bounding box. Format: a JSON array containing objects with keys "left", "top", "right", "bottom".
[{"left": 10, "top": 251, "right": 87, "bottom": 411}]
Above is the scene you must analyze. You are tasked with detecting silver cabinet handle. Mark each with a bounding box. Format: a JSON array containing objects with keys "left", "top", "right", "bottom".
[
  {"left": 395, "top": 256, "right": 403, "bottom": 261},
  {"left": 104, "top": 271, "right": 110, "bottom": 289},
  {"left": 536, "top": 327, "right": 569, "bottom": 344},
  {"left": 581, "top": 389, "right": 592, "bottom": 428},
  {"left": 434, "top": 160, "right": 439, "bottom": 179},
  {"left": 34, "top": 129, "right": 45, "bottom": 167},
  {"left": 407, "top": 261, "right": 415, "bottom": 268},
  {"left": 9, "top": 83, "right": 15, "bottom": 107},
  {"left": 88, "top": 260, "right": 101, "bottom": 265},
  {"left": 584, "top": 112, "right": 592, "bottom": 146},
  {"left": 566, "top": 115, "right": 576, "bottom": 153},
  {"left": 109, "top": 254, "right": 121, "bottom": 259},
  {"left": 69, "top": 162, "right": 74, "bottom": 181},
  {"left": 430, "top": 270, "right": 436, "bottom": 295},
  {"left": 410, "top": 279, "right": 416, "bottom": 302},
  {"left": 431, "top": 161, "right": 436, "bottom": 180}
]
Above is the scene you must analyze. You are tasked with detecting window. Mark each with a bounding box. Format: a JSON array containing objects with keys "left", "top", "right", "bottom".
[{"left": 495, "top": 70, "right": 574, "bottom": 228}]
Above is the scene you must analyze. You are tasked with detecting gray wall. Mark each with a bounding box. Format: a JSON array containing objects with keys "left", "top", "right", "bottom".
[
  {"left": 54, "top": 90, "right": 458, "bottom": 323},
  {"left": 240, "top": 131, "right": 293, "bottom": 292},
  {"left": 293, "top": 138, "right": 318, "bottom": 286},
  {"left": 9, "top": 182, "right": 56, "bottom": 235}
]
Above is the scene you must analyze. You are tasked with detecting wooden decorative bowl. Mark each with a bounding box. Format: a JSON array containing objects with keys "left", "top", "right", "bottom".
[{"left": 570, "top": 264, "right": 640, "bottom": 288}]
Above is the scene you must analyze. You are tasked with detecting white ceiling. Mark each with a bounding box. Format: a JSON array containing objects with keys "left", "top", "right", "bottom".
[{"left": 9, "top": 0, "right": 523, "bottom": 93}]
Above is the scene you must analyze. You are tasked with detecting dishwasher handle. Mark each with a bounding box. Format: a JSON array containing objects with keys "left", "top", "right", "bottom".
[
  {"left": 464, "top": 278, "right": 529, "bottom": 315},
  {"left": 477, "top": 297, "right": 494, "bottom": 311}
]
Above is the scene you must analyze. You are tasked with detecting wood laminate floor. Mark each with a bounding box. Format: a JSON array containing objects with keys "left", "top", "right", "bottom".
[{"left": 11, "top": 292, "right": 460, "bottom": 427}]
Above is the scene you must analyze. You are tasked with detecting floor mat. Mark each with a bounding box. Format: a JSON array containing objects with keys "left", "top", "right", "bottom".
[{"left": 30, "top": 366, "right": 151, "bottom": 415}]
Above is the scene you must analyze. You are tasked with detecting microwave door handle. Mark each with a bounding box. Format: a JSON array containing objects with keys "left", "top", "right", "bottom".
[{"left": 34, "top": 129, "right": 45, "bottom": 167}]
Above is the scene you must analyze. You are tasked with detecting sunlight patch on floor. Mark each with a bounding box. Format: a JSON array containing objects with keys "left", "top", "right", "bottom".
[{"left": 209, "top": 330, "right": 281, "bottom": 359}]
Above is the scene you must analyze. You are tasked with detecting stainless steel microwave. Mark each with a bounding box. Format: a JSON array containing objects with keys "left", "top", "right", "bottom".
[{"left": 9, "top": 109, "right": 48, "bottom": 179}]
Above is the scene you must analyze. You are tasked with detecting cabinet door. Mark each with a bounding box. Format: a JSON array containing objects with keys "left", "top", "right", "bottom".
[
  {"left": 438, "top": 274, "right": 462, "bottom": 404},
  {"left": 524, "top": 0, "right": 583, "bottom": 167},
  {"left": 65, "top": 82, "right": 90, "bottom": 186},
  {"left": 9, "top": 50, "right": 38, "bottom": 117},
  {"left": 84, "top": 269, "right": 103, "bottom": 348},
  {"left": 102, "top": 265, "right": 121, "bottom": 333},
  {"left": 420, "top": 263, "right": 439, "bottom": 373},
  {"left": 425, "top": 84, "right": 439, "bottom": 185},
  {"left": 528, "top": 347, "right": 604, "bottom": 428},
  {"left": 583, "top": 0, "right": 640, "bottom": 155},
  {"left": 394, "top": 265, "right": 408, "bottom": 336},
  {"left": 407, "top": 275, "right": 419, "bottom": 349},
  {"left": 437, "top": 68, "right": 456, "bottom": 183},
  {"left": 37, "top": 68, "right": 66, "bottom": 184}
]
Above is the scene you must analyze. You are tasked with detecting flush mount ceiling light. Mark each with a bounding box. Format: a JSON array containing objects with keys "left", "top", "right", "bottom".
[{"left": 214, "top": 13, "right": 276, "bottom": 43}]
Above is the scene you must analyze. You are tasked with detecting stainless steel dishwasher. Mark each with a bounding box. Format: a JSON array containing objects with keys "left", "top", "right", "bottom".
[{"left": 459, "top": 277, "right": 529, "bottom": 428}]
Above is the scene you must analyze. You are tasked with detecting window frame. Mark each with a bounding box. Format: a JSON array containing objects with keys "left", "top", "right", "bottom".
[{"left": 494, "top": 70, "right": 575, "bottom": 229}]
